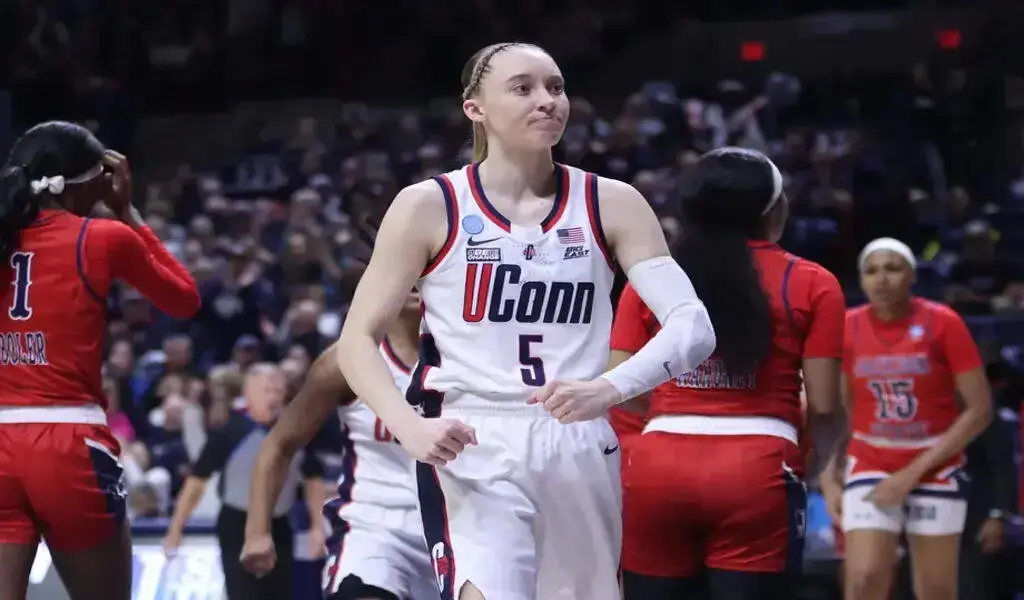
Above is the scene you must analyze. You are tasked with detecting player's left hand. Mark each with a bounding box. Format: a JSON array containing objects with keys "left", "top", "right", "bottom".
[
  {"left": 527, "top": 378, "right": 623, "bottom": 423},
  {"left": 865, "top": 469, "right": 916, "bottom": 509}
]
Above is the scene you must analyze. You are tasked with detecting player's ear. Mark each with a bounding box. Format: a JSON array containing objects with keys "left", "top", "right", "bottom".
[{"left": 463, "top": 98, "right": 485, "bottom": 124}]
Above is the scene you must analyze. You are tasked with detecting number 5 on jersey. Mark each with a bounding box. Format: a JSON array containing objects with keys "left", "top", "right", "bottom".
[
  {"left": 8, "top": 252, "right": 35, "bottom": 320},
  {"left": 519, "top": 334, "right": 545, "bottom": 386}
]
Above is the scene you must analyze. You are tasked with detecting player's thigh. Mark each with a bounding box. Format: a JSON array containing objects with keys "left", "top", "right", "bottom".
[
  {"left": 842, "top": 522, "right": 901, "bottom": 600},
  {"left": 621, "top": 570, "right": 706, "bottom": 600},
  {"left": 705, "top": 436, "right": 806, "bottom": 576},
  {"left": 25, "top": 425, "right": 127, "bottom": 552},
  {"left": 0, "top": 542, "right": 37, "bottom": 600},
  {"left": 620, "top": 432, "right": 704, "bottom": 578},
  {"left": 0, "top": 425, "right": 42, "bottom": 548},
  {"left": 904, "top": 496, "right": 964, "bottom": 600},
  {"left": 535, "top": 419, "right": 622, "bottom": 600},
  {"left": 50, "top": 519, "right": 133, "bottom": 600},
  {"left": 417, "top": 440, "right": 537, "bottom": 600}
]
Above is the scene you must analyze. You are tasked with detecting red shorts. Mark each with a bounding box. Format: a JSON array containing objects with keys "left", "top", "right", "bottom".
[
  {"left": 0, "top": 423, "right": 126, "bottom": 551},
  {"left": 622, "top": 432, "right": 806, "bottom": 577}
]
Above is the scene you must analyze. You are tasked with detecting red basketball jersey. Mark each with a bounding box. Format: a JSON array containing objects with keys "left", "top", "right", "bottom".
[
  {"left": 844, "top": 297, "right": 982, "bottom": 479},
  {"left": 0, "top": 210, "right": 199, "bottom": 409},
  {"left": 612, "top": 242, "right": 845, "bottom": 429}
]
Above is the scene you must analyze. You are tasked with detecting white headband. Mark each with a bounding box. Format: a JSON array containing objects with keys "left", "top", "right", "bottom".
[
  {"left": 858, "top": 237, "right": 917, "bottom": 272},
  {"left": 761, "top": 157, "right": 784, "bottom": 215},
  {"left": 28, "top": 163, "right": 104, "bottom": 197}
]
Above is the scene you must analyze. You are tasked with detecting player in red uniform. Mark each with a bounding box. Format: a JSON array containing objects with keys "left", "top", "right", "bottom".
[
  {"left": 612, "top": 147, "right": 847, "bottom": 599},
  {"left": 818, "top": 238, "right": 991, "bottom": 600},
  {"left": 0, "top": 122, "right": 200, "bottom": 600}
]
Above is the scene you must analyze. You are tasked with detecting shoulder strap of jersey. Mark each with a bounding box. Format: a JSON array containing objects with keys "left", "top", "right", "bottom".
[{"left": 422, "top": 172, "right": 460, "bottom": 277}]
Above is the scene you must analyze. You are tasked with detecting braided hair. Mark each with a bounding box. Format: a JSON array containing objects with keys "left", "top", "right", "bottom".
[
  {"left": 0, "top": 121, "right": 105, "bottom": 265},
  {"left": 460, "top": 42, "right": 542, "bottom": 162}
]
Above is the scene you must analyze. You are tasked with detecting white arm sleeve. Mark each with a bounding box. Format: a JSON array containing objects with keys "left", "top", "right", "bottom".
[{"left": 600, "top": 256, "right": 716, "bottom": 402}]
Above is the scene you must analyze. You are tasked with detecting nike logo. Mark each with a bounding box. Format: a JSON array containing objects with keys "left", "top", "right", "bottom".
[
  {"left": 467, "top": 237, "right": 501, "bottom": 246},
  {"left": 603, "top": 444, "right": 619, "bottom": 455},
  {"left": 662, "top": 361, "right": 673, "bottom": 379}
]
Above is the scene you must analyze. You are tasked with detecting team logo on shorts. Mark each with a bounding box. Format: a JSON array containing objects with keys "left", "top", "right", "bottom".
[{"left": 430, "top": 541, "right": 453, "bottom": 594}]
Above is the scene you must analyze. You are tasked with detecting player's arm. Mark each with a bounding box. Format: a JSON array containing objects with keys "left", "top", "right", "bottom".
[
  {"left": 608, "top": 284, "right": 655, "bottom": 415},
  {"left": 596, "top": 177, "right": 716, "bottom": 401},
  {"left": 901, "top": 311, "right": 993, "bottom": 483},
  {"left": 88, "top": 218, "right": 201, "bottom": 318},
  {"left": 800, "top": 269, "right": 847, "bottom": 479},
  {"left": 820, "top": 372, "right": 853, "bottom": 490},
  {"left": 163, "top": 423, "right": 235, "bottom": 553},
  {"left": 246, "top": 341, "right": 354, "bottom": 539},
  {"left": 335, "top": 182, "right": 476, "bottom": 463}
]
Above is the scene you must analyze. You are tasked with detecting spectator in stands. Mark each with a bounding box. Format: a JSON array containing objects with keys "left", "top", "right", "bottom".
[
  {"left": 946, "top": 220, "right": 1024, "bottom": 315},
  {"left": 141, "top": 334, "right": 204, "bottom": 415}
]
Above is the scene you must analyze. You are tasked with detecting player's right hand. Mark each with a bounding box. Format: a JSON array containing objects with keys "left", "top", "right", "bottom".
[
  {"left": 240, "top": 532, "right": 277, "bottom": 576},
  {"left": 399, "top": 417, "right": 478, "bottom": 466},
  {"left": 101, "top": 150, "right": 135, "bottom": 223}
]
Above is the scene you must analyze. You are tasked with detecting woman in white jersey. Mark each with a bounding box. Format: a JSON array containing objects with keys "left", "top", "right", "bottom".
[
  {"left": 335, "top": 42, "right": 716, "bottom": 600},
  {"left": 242, "top": 291, "right": 436, "bottom": 600}
]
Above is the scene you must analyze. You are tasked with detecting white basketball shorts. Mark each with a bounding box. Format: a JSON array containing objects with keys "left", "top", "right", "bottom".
[
  {"left": 841, "top": 484, "right": 967, "bottom": 536},
  {"left": 417, "top": 406, "right": 622, "bottom": 600},
  {"left": 322, "top": 502, "right": 437, "bottom": 600}
]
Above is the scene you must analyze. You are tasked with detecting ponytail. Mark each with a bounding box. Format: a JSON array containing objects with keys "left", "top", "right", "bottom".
[
  {"left": 471, "top": 122, "right": 488, "bottom": 162},
  {"left": 673, "top": 228, "right": 772, "bottom": 372},
  {"left": 0, "top": 167, "right": 41, "bottom": 265}
]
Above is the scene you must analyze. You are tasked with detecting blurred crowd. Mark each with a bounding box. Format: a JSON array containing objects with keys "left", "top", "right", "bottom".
[{"left": 4, "top": 0, "right": 1022, "bottom": 537}]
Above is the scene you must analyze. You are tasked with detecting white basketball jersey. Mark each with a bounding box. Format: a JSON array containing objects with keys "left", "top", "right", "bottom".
[
  {"left": 414, "top": 163, "right": 615, "bottom": 411},
  {"left": 335, "top": 339, "right": 417, "bottom": 512}
]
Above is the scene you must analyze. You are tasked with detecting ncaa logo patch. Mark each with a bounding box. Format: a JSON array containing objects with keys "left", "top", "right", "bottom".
[
  {"left": 462, "top": 215, "right": 485, "bottom": 235},
  {"left": 909, "top": 325, "right": 924, "bottom": 340}
]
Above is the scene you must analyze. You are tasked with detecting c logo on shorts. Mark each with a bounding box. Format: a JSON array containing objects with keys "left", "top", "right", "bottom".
[{"left": 430, "top": 541, "right": 452, "bottom": 593}]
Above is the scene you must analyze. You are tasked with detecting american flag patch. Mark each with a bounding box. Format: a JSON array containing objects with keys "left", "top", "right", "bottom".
[{"left": 556, "top": 227, "right": 585, "bottom": 245}]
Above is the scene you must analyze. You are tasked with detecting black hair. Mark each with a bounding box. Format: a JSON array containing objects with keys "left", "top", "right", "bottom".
[
  {"left": 674, "top": 147, "right": 779, "bottom": 373},
  {"left": 0, "top": 121, "right": 105, "bottom": 263}
]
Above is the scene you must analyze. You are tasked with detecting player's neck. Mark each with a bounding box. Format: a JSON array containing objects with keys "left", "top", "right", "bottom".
[
  {"left": 478, "top": 145, "right": 554, "bottom": 200},
  {"left": 871, "top": 299, "right": 912, "bottom": 322}
]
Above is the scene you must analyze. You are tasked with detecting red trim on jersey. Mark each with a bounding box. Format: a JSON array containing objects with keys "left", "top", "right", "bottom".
[
  {"left": 423, "top": 174, "right": 460, "bottom": 277},
  {"left": 540, "top": 165, "right": 571, "bottom": 233},
  {"left": 584, "top": 172, "right": 614, "bottom": 270},
  {"left": 467, "top": 163, "right": 571, "bottom": 233},
  {"left": 381, "top": 337, "right": 411, "bottom": 374},
  {"left": 467, "top": 164, "right": 511, "bottom": 232}
]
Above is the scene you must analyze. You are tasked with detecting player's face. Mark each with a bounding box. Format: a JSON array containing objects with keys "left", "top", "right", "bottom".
[
  {"left": 860, "top": 250, "right": 914, "bottom": 306},
  {"left": 470, "top": 47, "right": 570, "bottom": 151}
]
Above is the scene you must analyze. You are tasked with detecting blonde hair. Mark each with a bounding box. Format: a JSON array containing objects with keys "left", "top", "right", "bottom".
[{"left": 460, "top": 42, "right": 543, "bottom": 162}]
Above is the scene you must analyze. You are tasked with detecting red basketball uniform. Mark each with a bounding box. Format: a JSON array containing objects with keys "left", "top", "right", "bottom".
[
  {"left": 0, "top": 210, "right": 199, "bottom": 550},
  {"left": 843, "top": 298, "right": 981, "bottom": 497},
  {"left": 618, "top": 241, "right": 845, "bottom": 577}
]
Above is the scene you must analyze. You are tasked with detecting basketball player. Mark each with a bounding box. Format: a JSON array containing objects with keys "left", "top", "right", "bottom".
[
  {"left": 242, "top": 290, "right": 436, "bottom": 600},
  {"left": 335, "top": 43, "right": 716, "bottom": 600},
  {"left": 819, "top": 238, "right": 992, "bottom": 600},
  {"left": 0, "top": 122, "right": 201, "bottom": 600},
  {"left": 610, "top": 148, "right": 846, "bottom": 599}
]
